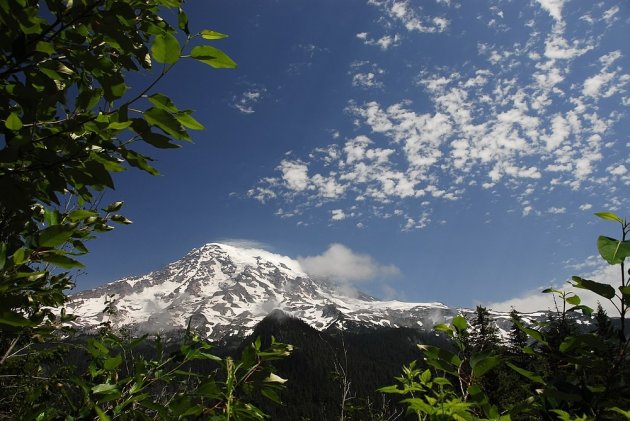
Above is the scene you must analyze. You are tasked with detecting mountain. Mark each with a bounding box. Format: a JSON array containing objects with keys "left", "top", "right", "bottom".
[{"left": 67, "top": 243, "right": 552, "bottom": 340}]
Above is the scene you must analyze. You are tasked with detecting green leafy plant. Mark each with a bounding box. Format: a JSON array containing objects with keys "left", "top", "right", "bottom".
[
  {"left": 16, "top": 328, "right": 292, "bottom": 420},
  {"left": 0, "top": 0, "right": 235, "bottom": 359},
  {"left": 383, "top": 212, "right": 630, "bottom": 420},
  {"left": 503, "top": 212, "right": 630, "bottom": 419},
  {"left": 380, "top": 315, "right": 506, "bottom": 420},
  {"left": 0, "top": 2, "right": 308, "bottom": 420},
  {"left": 571, "top": 212, "right": 630, "bottom": 341}
]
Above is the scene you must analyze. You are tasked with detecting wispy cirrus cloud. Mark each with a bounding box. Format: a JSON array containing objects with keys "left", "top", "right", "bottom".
[
  {"left": 350, "top": 61, "right": 385, "bottom": 89},
  {"left": 367, "top": 0, "right": 450, "bottom": 34},
  {"left": 231, "top": 86, "right": 267, "bottom": 114},
  {"left": 356, "top": 32, "right": 402, "bottom": 50}
]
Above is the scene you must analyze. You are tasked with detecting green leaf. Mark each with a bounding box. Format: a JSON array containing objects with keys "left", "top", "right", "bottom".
[
  {"left": 108, "top": 121, "right": 132, "bottom": 130},
  {"left": 104, "top": 354, "right": 123, "bottom": 370},
  {"left": 559, "top": 336, "right": 576, "bottom": 353},
  {"left": 190, "top": 45, "right": 237, "bottom": 68},
  {"left": 419, "top": 345, "right": 461, "bottom": 374},
  {"left": 40, "top": 253, "right": 85, "bottom": 269},
  {"left": 5, "top": 112, "right": 23, "bottom": 130},
  {"left": 92, "top": 383, "right": 118, "bottom": 394},
  {"left": 124, "top": 150, "right": 160, "bottom": 176},
  {"left": 200, "top": 29, "right": 228, "bottom": 39},
  {"left": 506, "top": 362, "right": 545, "bottom": 384},
  {"left": 470, "top": 352, "right": 501, "bottom": 377},
  {"left": 595, "top": 212, "right": 623, "bottom": 223},
  {"left": 607, "top": 407, "right": 630, "bottom": 418},
  {"left": 420, "top": 368, "right": 431, "bottom": 383},
  {"left": 144, "top": 107, "right": 189, "bottom": 140},
  {"left": 148, "top": 93, "right": 179, "bottom": 112},
  {"left": 264, "top": 373, "right": 288, "bottom": 384},
  {"left": 433, "top": 323, "right": 454, "bottom": 336},
  {"left": 550, "top": 409, "right": 572, "bottom": 421},
  {"left": 451, "top": 315, "right": 468, "bottom": 332},
  {"left": 0, "top": 311, "right": 37, "bottom": 327},
  {"left": 12, "top": 248, "right": 28, "bottom": 265},
  {"left": 35, "top": 41, "right": 55, "bottom": 55},
  {"left": 0, "top": 243, "right": 5, "bottom": 270},
  {"left": 597, "top": 236, "right": 630, "bottom": 265},
  {"left": 44, "top": 209, "right": 59, "bottom": 226},
  {"left": 111, "top": 215, "right": 133, "bottom": 224},
  {"left": 178, "top": 8, "right": 189, "bottom": 34},
  {"left": 67, "top": 210, "right": 98, "bottom": 221},
  {"left": 261, "top": 386, "right": 282, "bottom": 404},
  {"left": 196, "top": 380, "right": 220, "bottom": 398},
  {"left": 571, "top": 276, "right": 615, "bottom": 300},
  {"left": 378, "top": 385, "right": 405, "bottom": 394},
  {"left": 151, "top": 32, "right": 180, "bottom": 64},
  {"left": 72, "top": 240, "right": 89, "bottom": 254},
  {"left": 155, "top": 0, "right": 180, "bottom": 6},
  {"left": 565, "top": 295, "right": 581, "bottom": 305},
  {"left": 104, "top": 201, "right": 124, "bottom": 213},
  {"left": 39, "top": 225, "right": 74, "bottom": 247},
  {"left": 522, "top": 327, "right": 545, "bottom": 344},
  {"left": 174, "top": 111, "right": 204, "bottom": 130},
  {"left": 141, "top": 131, "right": 180, "bottom": 149},
  {"left": 567, "top": 304, "right": 593, "bottom": 316}
]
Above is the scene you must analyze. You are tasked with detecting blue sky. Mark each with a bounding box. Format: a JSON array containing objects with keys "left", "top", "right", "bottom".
[{"left": 81, "top": 0, "right": 630, "bottom": 311}]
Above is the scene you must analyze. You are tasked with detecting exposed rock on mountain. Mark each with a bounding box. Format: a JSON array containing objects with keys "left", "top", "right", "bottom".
[{"left": 67, "top": 243, "right": 552, "bottom": 339}]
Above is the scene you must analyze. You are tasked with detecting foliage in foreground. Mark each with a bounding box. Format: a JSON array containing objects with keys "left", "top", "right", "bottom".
[
  {"left": 382, "top": 212, "right": 630, "bottom": 420},
  {"left": 0, "top": 0, "right": 235, "bottom": 347},
  {"left": 1, "top": 322, "right": 292, "bottom": 420},
  {"left": 0, "top": 0, "right": 276, "bottom": 418}
]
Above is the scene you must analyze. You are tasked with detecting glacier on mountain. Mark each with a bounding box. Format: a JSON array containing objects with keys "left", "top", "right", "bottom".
[{"left": 66, "top": 243, "right": 546, "bottom": 339}]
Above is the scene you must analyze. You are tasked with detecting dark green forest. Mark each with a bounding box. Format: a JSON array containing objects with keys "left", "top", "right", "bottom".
[{"left": 1, "top": 0, "right": 630, "bottom": 419}]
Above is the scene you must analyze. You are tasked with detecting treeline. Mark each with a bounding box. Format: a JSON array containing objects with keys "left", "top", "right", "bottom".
[{"left": 2, "top": 300, "right": 627, "bottom": 420}]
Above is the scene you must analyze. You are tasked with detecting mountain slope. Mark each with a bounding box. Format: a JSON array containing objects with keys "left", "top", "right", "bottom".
[{"left": 67, "top": 243, "right": 548, "bottom": 339}]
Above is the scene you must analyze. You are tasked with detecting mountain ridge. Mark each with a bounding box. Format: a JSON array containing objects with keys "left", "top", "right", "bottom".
[{"left": 66, "top": 242, "right": 554, "bottom": 340}]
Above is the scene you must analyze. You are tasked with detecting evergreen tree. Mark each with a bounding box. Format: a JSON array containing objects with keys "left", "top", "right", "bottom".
[
  {"left": 508, "top": 308, "right": 528, "bottom": 351},
  {"left": 469, "top": 305, "right": 501, "bottom": 352},
  {"left": 593, "top": 303, "right": 614, "bottom": 339}
]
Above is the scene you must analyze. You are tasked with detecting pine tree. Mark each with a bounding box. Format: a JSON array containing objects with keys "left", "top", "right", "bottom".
[
  {"left": 593, "top": 303, "right": 613, "bottom": 339},
  {"left": 508, "top": 309, "right": 528, "bottom": 351},
  {"left": 469, "top": 305, "right": 501, "bottom": 352}
]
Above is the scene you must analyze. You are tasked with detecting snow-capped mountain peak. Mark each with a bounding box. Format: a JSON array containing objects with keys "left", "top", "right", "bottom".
[{"left": 66, "top": 243, "right": 543, "bottom": 339}]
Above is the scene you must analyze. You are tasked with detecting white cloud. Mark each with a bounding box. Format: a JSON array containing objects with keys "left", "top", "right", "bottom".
[
  {"left": 357, "top": 32, "right": 402, "bottom": 50},
  {"left": 219, "top": 238, "right": 273, "bottom": 251},
  {"left": 602, "top": 6, "right": 619, "bottom": 24},
  {"left": 298, "top": 244, "right": 400, "bottom": 283},
  {"left": 367, "top": 0, "right": 449, "bottom": 34},
  {"left": 488, "top": 259, "right": 622, "bottom": 315},
  {"left": 579, "top": 203, "right": 592, "bottom": 211},
  {"left": 535, "top": 0, "right": 564, "bottom": 22},
  {"left": 279, "top": 160, "right": 310, "bottom": 191},
  {"left": 352, "top": 72, "right": 384, "bottom": 89},
  {"left": 249, "top": 1, "right": 629, "bottom": 230},
  {"left": 583, "top": 72, "right": 616, "bottom": 98},
  {"left": 350, "top": 61, "right": 386, "bottom": 89},
  {"left": 231, "top": 87, "right": 267, "bottom": 114},
  {"left": 331, "top": 209, "right": 347, "bottom": 221},
  {"left": 547, "top": 206, "right": 566, "bottom": 214},
  {"left": 609, "top": 164, "right": 627, "bottom": 176}
]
